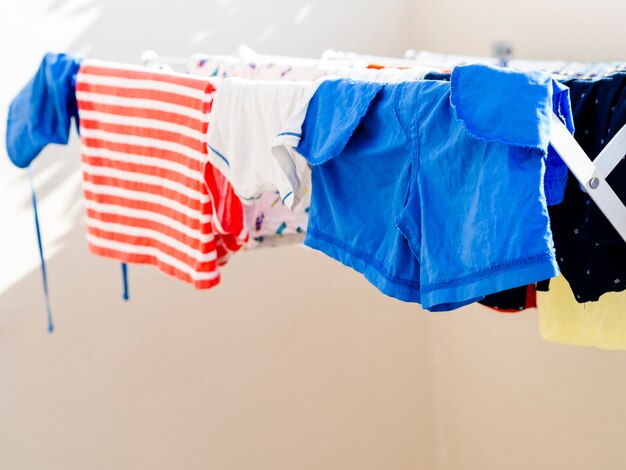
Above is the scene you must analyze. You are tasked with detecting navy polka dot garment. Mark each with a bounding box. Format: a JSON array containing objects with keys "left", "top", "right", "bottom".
[{"left": 549, "top": 73, "right": 626, "bottom": 302}]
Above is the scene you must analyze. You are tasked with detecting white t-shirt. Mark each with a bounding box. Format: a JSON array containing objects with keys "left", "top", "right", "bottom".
[{"left": 206, "top": 78, "right": 324, "bottom": 209}]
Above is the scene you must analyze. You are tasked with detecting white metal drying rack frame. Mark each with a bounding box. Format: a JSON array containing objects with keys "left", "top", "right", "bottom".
[
  {"left": 549, "top": 116, "right": 626, "bottom": 242},
  {"left": 141, "top": 48, "right": 626, "bottom": 245}
]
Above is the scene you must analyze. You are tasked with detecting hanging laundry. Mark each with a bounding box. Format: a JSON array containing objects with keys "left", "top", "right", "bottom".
[
  {"left": 296, "top": 65, "right": 573, "bottom": 312},
  {"left": 190, "top": 56, "right": 321, "bottom": 248},
  {"left": 573, "top": 74, "right": 626, "bottom": 246},
  {"left": 425, "top": 69, "right": 626, "bottom": 305},
  {"left": 423, "top": 70, "right": 573, "bottom": 207},
  {"left": 243, "top": 192, "right": 308, "bottom": 248},
  {"left": 75, "top": 60, "right": 244, "bottom": 289},
  {"left": 194, "top": 57, "right": 435, "bottom": 248},
  {"left": 477, "top": 279, "right": 551, "bottom": 313},
  {"left": 538, "top": 276, "right": 626, "bottom": 351},
  {"left": 6, "top": 52, "right": 82, "bottom": 167},
  {"left": 6, "top": 52, "right": 83, "bottom": 331},
  {"left": 206, "top": 77, "right": 321, "bottom": 210},
  {"left": 188, "top": 54, "right": 328, "bottom": 81},
  {"left": 188, "top": 51, "right": 434, "bottom": 83},
  {"left": 479, "top": 284, "right": 538, "bottom": 313},
  {"left": 548, "top": 73, "right": 626, "bottom": 302},
  {"left": 12, "top": 49, "right": 626, "bottom": 337}
]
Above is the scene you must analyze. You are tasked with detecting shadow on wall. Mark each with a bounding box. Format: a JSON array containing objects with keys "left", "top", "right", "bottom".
[{"left": 1, "top": 0, "right": 411, "bottom": 320}]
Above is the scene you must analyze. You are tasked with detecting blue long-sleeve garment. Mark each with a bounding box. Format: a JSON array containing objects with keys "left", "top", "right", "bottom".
[{"left": 6, "top": 52, "right": 81, "bottom": 168}]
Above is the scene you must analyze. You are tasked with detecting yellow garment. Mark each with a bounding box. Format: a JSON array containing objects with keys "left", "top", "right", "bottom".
[{"left": 538, "top": 275, "right": 626, "bottom": 351}]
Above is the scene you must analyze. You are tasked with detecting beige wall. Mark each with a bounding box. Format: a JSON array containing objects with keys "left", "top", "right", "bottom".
[
  {"left": 2, "top": 1, "right": 626, "bottom": 469},
  {"left": 0, "top": 1, "right": 439, "bottom": 469},
  {"left": 410, "top": 0, "right": 626, "bottom": 62},
  {"left": 410, "top": 2, "right": 626, "bottom": 469},
  {"left": 427, "top": 311, "right": 626, "bottom": 470},
  {"left": 0, "top": 238, "right": 438, "bottom": 470}
]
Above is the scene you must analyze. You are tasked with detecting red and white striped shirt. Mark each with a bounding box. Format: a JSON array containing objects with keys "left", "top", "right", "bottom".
[{"left": 76, "top": 60, "right": 243, "bottom": 289}]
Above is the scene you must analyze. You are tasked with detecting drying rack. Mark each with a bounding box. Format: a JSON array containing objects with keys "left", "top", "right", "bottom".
[{"left": 146, "top": 46, "right": 626, "bottom": 244}]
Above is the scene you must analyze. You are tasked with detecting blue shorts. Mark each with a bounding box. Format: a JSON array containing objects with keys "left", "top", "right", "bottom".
[{"left": 296, "top": 64, "right": 573, "bottom": 311}]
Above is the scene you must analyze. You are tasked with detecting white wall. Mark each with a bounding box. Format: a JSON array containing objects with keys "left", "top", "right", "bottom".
[
  {"left": 410, "top": 2, "right": 626, "bottom": 470},
  {"left": 0, "top": 1, "right": 440, "bottom": 470},
  {"left": 2, "top": 1, "right": 626, "bottom": 469},
  {"left": 409, "top": 0, "right": 626, "bottom": 62}
]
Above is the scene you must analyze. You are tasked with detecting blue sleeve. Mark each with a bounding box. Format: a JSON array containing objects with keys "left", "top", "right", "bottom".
[{"left": 6, "top": 52, "right": 82, "bottom": 168}]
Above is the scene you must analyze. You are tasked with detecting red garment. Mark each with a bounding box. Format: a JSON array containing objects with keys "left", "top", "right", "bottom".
[
  {"left": 203, "top": 161, "right": 246, "bottom": 243},
  {"left": 76, "top": 60, "right": 246, "bottom": 288}
]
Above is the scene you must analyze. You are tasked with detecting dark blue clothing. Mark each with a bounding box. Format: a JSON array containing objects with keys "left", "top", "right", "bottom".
[{"left": 548, "top": 73, "right": 626, "bottom": 302}]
